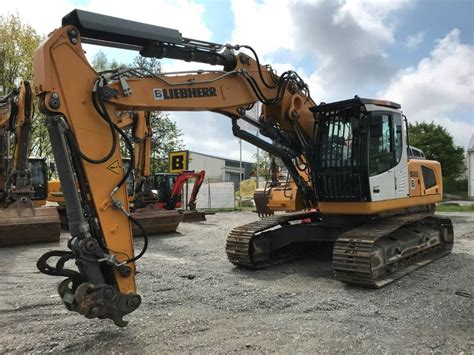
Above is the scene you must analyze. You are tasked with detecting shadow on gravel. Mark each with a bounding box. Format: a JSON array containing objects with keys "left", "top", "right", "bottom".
[
  {"left": 60, "top": 330, "right": 143, "bottom": 352},
  {"left": 183, "top": 221, "right": 218, "bottom": 226},
  {"left": 230, "top": 241, "right": 336, "bottom": 281},
  {"left": 145, "top": 231, "right": 183, "bottom": 239},
  {"left": 229, "top": 243, "right": 474, "bottom": 288}
]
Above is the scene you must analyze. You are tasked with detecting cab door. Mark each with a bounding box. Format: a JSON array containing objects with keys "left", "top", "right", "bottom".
[
  {"left": 393, "top": 116, "right": 409, "bottom": 199},
  {"left": 368, "top": 112, "right": 408, "bottom": 201}
]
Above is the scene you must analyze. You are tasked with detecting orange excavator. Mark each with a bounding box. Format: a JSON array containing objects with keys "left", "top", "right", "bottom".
[
  {"left": 0, "top": 81, "right": 60, "bottom": 246},
  {"left": 34, "top": 10, "right": 452, "bottom": 326},
  {"left": 253, "top": 155, "right": 308, "bottom": 217}
]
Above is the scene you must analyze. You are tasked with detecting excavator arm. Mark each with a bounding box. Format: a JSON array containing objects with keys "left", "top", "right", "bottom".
[
  {"left": 0, "top": 82, "right": 60, "bottom": 246},
  {"left": 33, "top": 9, "right": 317, "bottom": 326},
  {"left": 116, "top": 110, "right": 152, "bottom": 204},
  {"left": 0, "top": 81, "right": 34, "bottom": 202}
]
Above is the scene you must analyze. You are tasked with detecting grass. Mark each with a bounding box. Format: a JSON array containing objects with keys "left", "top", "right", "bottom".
[{"left": 436, "top": 204, "right": 474, "bottom": 212}]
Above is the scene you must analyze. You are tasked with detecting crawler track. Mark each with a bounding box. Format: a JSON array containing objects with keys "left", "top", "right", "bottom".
[
  {"left": 225, "top": 210, "right": 317, "bottom": 269},
  {"left": 332, "top": 214, "right": 454, "bottom": 288}
]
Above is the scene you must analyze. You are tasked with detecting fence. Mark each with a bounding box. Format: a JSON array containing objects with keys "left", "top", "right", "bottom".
[{"left": 184, "top": 181, "right": 235, "bottom": 209}]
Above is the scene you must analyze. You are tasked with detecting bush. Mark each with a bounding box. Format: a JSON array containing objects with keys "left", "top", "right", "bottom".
[{"left": 443, "top": 177, "right": 468, "bottom": 199}]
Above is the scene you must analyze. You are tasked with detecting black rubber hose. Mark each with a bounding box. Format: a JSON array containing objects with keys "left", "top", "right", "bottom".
[
  {"left": 240, "top": 45, "right": 278, "bottom": 89},
  {"left": 37, "top": 250, "right": 83, "bottom": 281},
  {"left": 126, "top": 215, "right": 148, "bottom": 263},
  {"left": 0, "top": 88, "right": 18, "bottom": 103},
  {"left": 95, "top": 95, "right": 147, "bottom": 264}
]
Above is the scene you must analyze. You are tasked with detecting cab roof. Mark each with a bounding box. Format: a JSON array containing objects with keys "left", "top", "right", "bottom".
[{"left": 310, "top": 96, "right": 401, "bottom": 114}]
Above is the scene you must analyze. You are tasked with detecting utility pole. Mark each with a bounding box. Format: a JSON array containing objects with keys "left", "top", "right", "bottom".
[
  {"left": 256, "top": 103, "right": 260, "bottom": 189},
  {"left": 239, "top": 138, "right": 242, "bottom": 208}
]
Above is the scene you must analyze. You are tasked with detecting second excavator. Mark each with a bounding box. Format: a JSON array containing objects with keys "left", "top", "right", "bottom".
[
  {"left": 0, "top": 81, "right": 60, "bottom": 246},
  {"left": 34, "top": 10, "right": 453, "bottom": 326}
]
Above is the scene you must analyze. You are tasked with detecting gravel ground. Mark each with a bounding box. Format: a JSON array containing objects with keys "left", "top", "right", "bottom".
[{"left": 0, "top": 211, "right": 472, "bottom": 354}]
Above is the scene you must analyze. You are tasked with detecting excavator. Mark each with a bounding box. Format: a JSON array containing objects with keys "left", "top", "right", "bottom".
[
  {"left": 48, "top": 110, "right": 182, "bottom": 234},
  {"left": 253, "top": 155, "right": 308, "bottom": 217},
  {"left": 114, "top": 110, "right": 184, "bottom": 234},
  {"left": 34, "top": 10, "right": 453, "bottom": 326},
  {"left": 0, "top": 81, "right": 60, "bottom": 246},
  {"left": 142, "top": 170, "right": 207, "bottom": 222}
]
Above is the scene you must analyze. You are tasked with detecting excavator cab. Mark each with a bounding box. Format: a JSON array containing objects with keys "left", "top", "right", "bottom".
[
  {"left": 153, "top": 173, "right": 180, "bottom": 206},
  {"left": 147, "top": 171, "right": 206, "bottom": 222},
  {"left": 29, "top": 158, "right": 50, "bottom": 202},
  {"left": 311, "top": 97, "right": 438, "bottom": 213}
]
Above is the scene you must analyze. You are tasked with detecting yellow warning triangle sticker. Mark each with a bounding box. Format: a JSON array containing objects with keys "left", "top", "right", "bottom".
[{"left": 107, "top": 160, "right": 121, "bottom": 174}]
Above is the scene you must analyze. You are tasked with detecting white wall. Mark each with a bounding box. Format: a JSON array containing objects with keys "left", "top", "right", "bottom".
[
  {"left": 185, "top": 182, "right": 235, "bottom": 209},
  {"left": 188, "top": 152, "right": 225, "bottom": 181}
]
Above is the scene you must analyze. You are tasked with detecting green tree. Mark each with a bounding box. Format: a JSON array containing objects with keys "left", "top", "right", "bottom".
[
  {"left": 91, "top": 50, "right": 109, "bottom": 72},
  {"left": 91, "top": 50, "right": 121, "bottom": 72},
  {"left": 408, "top": 122, "right": 465, "bottom": 178},
  {"left": 252, "top": 151, "right": 272, "bottom": 180},
  {"left": 0, "top": 13, "right": 41, "bottom": 93},
  {"left": 0, "top": 13, "right": 50, "bottom": 158}
]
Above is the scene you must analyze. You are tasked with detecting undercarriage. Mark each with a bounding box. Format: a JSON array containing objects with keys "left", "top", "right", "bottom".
[{"left": 225, "top": 211, "right": 453, "bottom": 287}]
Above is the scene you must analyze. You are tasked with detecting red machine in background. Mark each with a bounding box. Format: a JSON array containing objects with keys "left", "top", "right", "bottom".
[{"left": 150, "top": 170, "right": 206, "bottom": 222}]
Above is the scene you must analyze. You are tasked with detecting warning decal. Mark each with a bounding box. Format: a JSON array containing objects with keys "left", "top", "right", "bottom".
[{"left": 107, "top": 160, "right": 121, "bottom": 174}]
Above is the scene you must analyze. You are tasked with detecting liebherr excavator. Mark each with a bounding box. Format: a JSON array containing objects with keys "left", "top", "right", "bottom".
[
  {"left": 34, "top": 10, "right": 453, "bottom": 326},
  {"left": 0, "top": 81, "right": 60, "bottom": 246}
]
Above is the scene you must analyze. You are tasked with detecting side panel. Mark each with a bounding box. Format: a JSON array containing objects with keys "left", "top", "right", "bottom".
[
  {"left": 408, "top": 159, "right": 443, "bottom": 197},
  {"left": 368, "top": 109, "right": 408, "bottom": 201}
]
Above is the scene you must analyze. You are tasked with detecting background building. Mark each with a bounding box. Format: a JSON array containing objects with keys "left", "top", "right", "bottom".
[{"left": 188, "top": 151, "right": 253, "bottom": 188}]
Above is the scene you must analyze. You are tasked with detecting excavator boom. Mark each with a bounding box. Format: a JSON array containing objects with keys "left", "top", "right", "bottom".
[{"left": 33, "top": 10, "right": 315, "bottom": 325}]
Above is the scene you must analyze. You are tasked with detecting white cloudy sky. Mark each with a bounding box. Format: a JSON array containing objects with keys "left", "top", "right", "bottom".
[{"left": 2, "top": 0, "right": 473, "bottom": 161}]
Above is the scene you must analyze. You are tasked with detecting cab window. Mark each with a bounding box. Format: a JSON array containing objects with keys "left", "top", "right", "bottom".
[{"left": 369, "top": 112, "right": 402, "bottom": 176}]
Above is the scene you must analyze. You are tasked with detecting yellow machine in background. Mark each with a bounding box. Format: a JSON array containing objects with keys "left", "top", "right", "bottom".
[
  {"left": 34, "top": 10, "right": 452, "bottom": 326},
  {"left": 254, "top": 157, "right": 309, "bottom": 217},
  {"left": 0, "top": 81, "right": 60, "bottom": 246}
]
